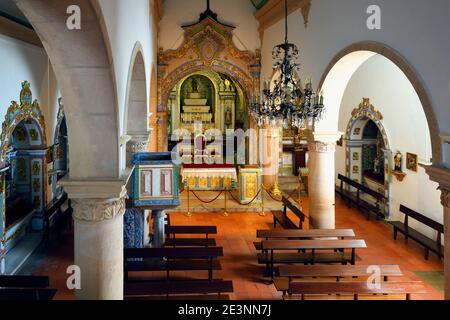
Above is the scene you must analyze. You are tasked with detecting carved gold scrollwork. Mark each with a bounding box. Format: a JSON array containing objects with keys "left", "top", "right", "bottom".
[{"left": 0, "top": 81, "right": 47, "bottom": 161}]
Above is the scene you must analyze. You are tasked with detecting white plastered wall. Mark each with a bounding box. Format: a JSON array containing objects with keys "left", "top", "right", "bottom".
[
  {"left": 159, "top": 0, "right": 260, "bottom": 52},
  {"left": 262, "top": 0, "right": 450, "bottom": 167},
  {"left": 336, "top": 54, "right": 442, "bottom": 239},
  {"left": 98, "top": 0, "right": 158, "bottom": 171}
]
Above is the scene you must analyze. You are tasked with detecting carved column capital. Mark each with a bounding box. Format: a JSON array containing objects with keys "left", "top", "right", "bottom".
[
  {"left": 72, "top": 188, "right": 127, "bottom": 222},
  {"left": 59, "top": 176, "right": 131, "bottom": 222},
  {"left": 423, "top": 165, "right": 450, "bottom": 209},
  {"left": 439, "top": 187, "right": 450, "bottom": 209},
  {"left": 126, "top": 139, "right": 149, "bottom": 154},
  {"left": 307, "top": 131, "right": 343, "bottom": 153}
]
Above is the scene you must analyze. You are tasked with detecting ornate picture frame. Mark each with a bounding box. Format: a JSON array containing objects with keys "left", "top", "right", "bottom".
[{"left": 406, "top": 152, "right": 418, "bottom": 172}]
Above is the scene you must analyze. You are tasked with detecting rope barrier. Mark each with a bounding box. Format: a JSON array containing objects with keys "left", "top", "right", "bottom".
[{"left": 191, "top": 190, "right": 224, "bottom": 204}]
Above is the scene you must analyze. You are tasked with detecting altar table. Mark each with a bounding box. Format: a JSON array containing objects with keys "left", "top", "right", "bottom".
[{"left": 181, "top": 164, "right": 237, "bottom": 191}]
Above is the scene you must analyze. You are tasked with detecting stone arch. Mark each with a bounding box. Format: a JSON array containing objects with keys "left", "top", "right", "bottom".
[
  {"left": 317, "top": 41, "right": 441, "bottom": 166},
  {"left": 14, "top": 0, "right": 120, "bottom": 178},
  {"left": 149, "top": 64, "right": 158, "bottom": 151},
  {"left": 124, "top": 42, "right": 148, "bottom": 136},
  {"left": 161, "top": 65, "right": 251, "bottom": 112}
]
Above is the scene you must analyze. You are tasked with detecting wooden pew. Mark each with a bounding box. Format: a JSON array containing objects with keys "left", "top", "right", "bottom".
[
  {"left": 259, "top": 240, "right": 367, "bottom": 277},
  {"left": 44, "top": 193, "right": 73, "bottom": 241},
  {"left": 124, "top": 247, "right": 233, "bottom": 299},
  {"left": 0, "top": 275, "right": 56, "bottom": 301},
  {"left": 125, "top": 280, "right": 233, "bottom": 299},
  {"left": 274, "top": 265, "right": 403, "bottom": 294},
  {"left": 254, "top": 229, "right": 355, "bottom": 251},
  {"left": 390, "top": 205, "right": 444, "bottom": 260},
  {"left": 336, "top": 174, "right": 386, "bottom": 220},
  {"left": 0, "top": 288, "right": 57, "bottom": 301},
  {"left": 286, "top": 281, "right": 427, "bottom": 300},
  {"left": 272, "top": 196, "right": 307, "bottom": 229},
  {"left": 165, "top": 226, "right": 217, "bottom": 247},
  {"left": 0, "top": 275, "right": 50, "bottom": 288}
]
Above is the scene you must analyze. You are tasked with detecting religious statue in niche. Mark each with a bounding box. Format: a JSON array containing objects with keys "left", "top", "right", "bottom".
[
  {"left": 394, "top": 151, "right": 403, "bottom": 172},
  {"left": 225, "top": 105, "right": 232, "bottom": 127},
  {"left": 373, "top": 157, "right": 381, "bottom": 174}
]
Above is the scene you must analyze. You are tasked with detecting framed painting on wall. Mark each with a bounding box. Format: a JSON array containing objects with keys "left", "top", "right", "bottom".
[{"left": 406, "top": 153, "right": 418, "bottom": 172}]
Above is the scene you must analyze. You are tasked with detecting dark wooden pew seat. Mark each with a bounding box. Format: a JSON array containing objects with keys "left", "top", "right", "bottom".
[
  {"left": 336, "top": 174, "right": 386, "bottom": 220},
  {"left": 124, "top": 246, "right": 233, "bottom": 299},
  {"left": 286, "top": 281, "right": 426, "bottom": 300},
  {"left": 165, "top": 226, "right": 217, "bottom": 247},
  {"left": 273, "top": 265, "right": 403, "bottom": 294},
  {"left": 272, "top": 196, "right": 307, "bottom": 229},
  {"left": 0, "top": 288, "right": 57, "bottom": 301},
  {"left": 125, "top": 280, "right": 233, "bottom": 298},
  {"left": 390, "top": 205, "right": 444, "bottom": 260},
  {"left": 0, "top": 275, "right": 56, "bottom": 301},
  {"left": 0, "top": 275, "right": 50, "bottom": 288}
]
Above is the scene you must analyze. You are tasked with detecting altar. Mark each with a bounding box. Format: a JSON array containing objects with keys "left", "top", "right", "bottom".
[
  {"left": 181, "top": 164, "right": 237, "bottom": 216},
  {"left": 181, "top": 164, "right": 237, "bottom": 191}
]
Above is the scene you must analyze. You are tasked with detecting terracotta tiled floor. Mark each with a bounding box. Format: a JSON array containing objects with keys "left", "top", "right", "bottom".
[{"left": 31, "top": 197, "right": 444, "bottom": 300}]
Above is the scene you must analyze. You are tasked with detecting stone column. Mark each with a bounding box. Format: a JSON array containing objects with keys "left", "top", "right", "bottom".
[
  {"left": 126, "top": 133, "right": 150, "bottom": 166},
  {"left": 152, "top": 210, "right": 166, "bottom": 248},
  {"left": 60, "top": 179, "right": 129, "bottom": 300},
  {"left": 424, "top": 165, "right": 450, "bottom": 300},
  {"left": 261, "top": 125, "right": 281, "bottom": 192},
  {"left": 307, "top": 131, "right": 343, "bottom": 229}
]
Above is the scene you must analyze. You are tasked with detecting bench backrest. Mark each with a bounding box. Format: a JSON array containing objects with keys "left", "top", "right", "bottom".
[
  {"left": 45, "top": 193, "right": 69, "bottom": 219},
  {"left": 165, "top": 226, "right": 217, "bottom": 236},
  {"left": 282, "top": 196, "right": 306, "bottom": 227},
  {"left": 289, "top": 281, "right": 426, "bottom": 296},
  {"left": 338, "top": 174, "right": 386, "bottom": 201},
  {"left": 400, "top": 205, "right": 444, "bottom": 234},
  {"left": 0, "top": 288, "right": 57, "bottom": 301},
  {"left": 0, "top": 276, "right": 50, "bottom": 288},
  {"left": 124, "top": 247, "right": 224, "bottom": 260}
]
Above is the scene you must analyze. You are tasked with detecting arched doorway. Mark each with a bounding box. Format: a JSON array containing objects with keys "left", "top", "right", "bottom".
[
  {"left": 345, "top": 98, "right": 391, "bottom": 216},
  {"left": 317, "top": 41, "right": 441, "bottom": 165},
  {"left": 0, "top": 81, "right": 48, "bottom": 273}
]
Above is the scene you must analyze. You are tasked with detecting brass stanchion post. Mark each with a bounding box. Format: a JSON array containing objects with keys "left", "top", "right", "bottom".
[
  {"left": 259, "top": 183, "right": 266, "bottom": 217},
  {"left": 186, "top": 183, "right": 192, "bottom": 217},
  {"left": 223, "top": 188, "right": 229, "bottom": 217}
]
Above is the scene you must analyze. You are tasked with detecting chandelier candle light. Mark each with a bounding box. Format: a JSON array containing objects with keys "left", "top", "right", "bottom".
[{"left": 251, "top": 0, "right": 325, "bottom": 129}]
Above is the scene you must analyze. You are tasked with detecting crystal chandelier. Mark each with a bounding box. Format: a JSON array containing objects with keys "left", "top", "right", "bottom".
[{"left": 251, "top": 0, "right": 325, "bottom": 129}]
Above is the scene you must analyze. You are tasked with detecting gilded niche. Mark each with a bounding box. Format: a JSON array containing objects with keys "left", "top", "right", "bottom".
[{"left": 0, "top": 81, "right": 47, "bottom": 161}]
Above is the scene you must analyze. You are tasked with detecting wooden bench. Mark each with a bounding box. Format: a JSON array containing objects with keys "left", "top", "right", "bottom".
[
  {"left": 0, "top": 275, "right": 50, "bottom": 288},
  {"left": 272, "top": 196, "right": 307, "bottom": 229},
  {"left": 124, "top": 247, "right": 233, "bottom": 299},
  {"left": 125, "top": 280, "right": 233, "bottom": 299},
  {"left": 165, "top": 226, "right": 217, "bottom": 247},
  {"left": 336, "top": 174, "right": 386, "bottom": 220},
  {"left": 254, "top": 229, "right": 355, "bottom": 251},
  {"left": 260, "top": 239, "right": 367, "bottom": 277},
  {"left": 274, "top": 265, "right": 403, "bottom": 294},
  {"left": 44, "top": 193, "right": 73, "bottom": 241},
  {"left": 0, "top": 288, "right": 57, "bottom": 301},
  {"left": 286, "top": 281, "right": 426, "bottom": 300},
  {"left": 390, "top": 205, "right": 444, "bottom": 260},
  {"left": 0, "top": 275, "right": 56, "bottom": 301}
]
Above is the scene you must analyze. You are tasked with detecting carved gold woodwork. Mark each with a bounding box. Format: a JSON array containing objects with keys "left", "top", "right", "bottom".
[
  {"left": 0, "top": 81, "right": 47, "bottom": 161},
  {"left": 158, "top": 13, "right": 261, "bottom": 113}
]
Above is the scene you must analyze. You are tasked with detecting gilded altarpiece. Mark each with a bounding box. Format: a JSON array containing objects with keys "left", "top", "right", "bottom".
[{"left": 158, "top": 8, "right": 261, "bottom": 148}]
